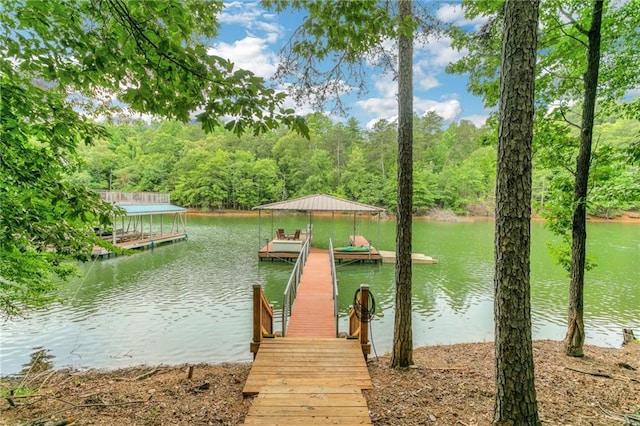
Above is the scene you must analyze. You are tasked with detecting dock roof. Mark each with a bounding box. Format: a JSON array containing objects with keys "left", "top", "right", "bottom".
[
  {"left": 118, "top": 204, "right": 187, "bottom": 216},
  {"left": 253, "top": 194, "right": 384, "bottom": 213}
]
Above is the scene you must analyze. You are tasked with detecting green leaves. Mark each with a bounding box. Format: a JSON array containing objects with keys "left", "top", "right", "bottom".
[
  {"left": 0, "top": 0, "right": 311, "bottom": 317},
  {"left": 264, "top": 0, "right": 407, "bottom": 112}
]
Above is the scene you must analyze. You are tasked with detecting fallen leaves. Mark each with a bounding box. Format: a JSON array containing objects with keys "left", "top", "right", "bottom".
[{"left": 1, "top": 341, "right": 638, "bottom": 425}]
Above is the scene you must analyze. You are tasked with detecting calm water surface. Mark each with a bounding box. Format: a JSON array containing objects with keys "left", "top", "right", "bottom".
[{"left": 1, "top": 216, "right": 638, "bottom": 375}]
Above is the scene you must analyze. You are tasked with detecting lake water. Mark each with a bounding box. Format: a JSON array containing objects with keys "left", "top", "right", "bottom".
[{"left": 1, "top": 215, "right": 638, "bottom": 375}]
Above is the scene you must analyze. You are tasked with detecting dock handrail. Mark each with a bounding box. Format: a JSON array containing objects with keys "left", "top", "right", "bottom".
[
  {"left": 348, "top": 284, "right": 371, "bottom": 360},
  {"left": 329, "top": 238, "right": 339, "bottom": 337},
  {"left": 282, "top": 237, "right": 311, "bottom": 336},
  {"left": 250, "top": 284, "right": 274, "bottom": 357},
  {"left": 97, "top": 190, "right": 170, "bottom": 204}
]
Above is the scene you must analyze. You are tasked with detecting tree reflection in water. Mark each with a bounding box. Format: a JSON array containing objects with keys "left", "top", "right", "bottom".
[{"left": 20, "top": 347, "right": 55, "bottom": 377}]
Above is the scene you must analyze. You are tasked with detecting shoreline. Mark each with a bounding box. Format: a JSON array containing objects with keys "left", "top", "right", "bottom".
[
  {"left": 2, "top": 340, "right": 637, "bottom": 425},
  {"left": 186, "top": 208, "right": 640, "bottom": 224},
  {"left": 1, "top": 337, "right": 632, "bottom": 380}
]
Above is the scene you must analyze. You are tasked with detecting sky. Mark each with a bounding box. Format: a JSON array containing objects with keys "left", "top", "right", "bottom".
[{"left": 208, "top": 1, "right": 492, "bottom": 130}]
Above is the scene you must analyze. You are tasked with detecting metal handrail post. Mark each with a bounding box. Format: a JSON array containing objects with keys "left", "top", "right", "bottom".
[
  {"left": 281, "top": 237, "right": 311, "bottom": 336},
  {"left": 329, "top": 238, "right": 339, "bottom": 337}
]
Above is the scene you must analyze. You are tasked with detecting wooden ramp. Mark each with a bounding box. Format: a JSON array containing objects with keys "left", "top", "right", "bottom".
[
  {"left": 285, "top": 249, "right": 336, "bottom": 337},
  {"left": 243, "top": 338, "right": 372, "bottom": 424}
]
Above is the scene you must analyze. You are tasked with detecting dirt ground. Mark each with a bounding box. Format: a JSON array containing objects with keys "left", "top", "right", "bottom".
[{"left": 2, "top": 340, "right": 638, "bottom": 426}]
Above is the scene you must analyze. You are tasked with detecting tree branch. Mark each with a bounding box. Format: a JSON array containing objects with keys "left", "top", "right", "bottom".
[
  {"left": 53, "top": 397, "right": 147, "bottom": 408},
  {"left": 559, "top": 106, "right": 582, "bottom": 130},
  {"left": 565, "top": 366, "right": 612, "bottom": 378},
  {"left": 558, "top": 6, "right": 589, "bottom": 35},
  {"left": 105, "top": 0, "right": 210, "bottom": 81},
  {"left": 550, "top": 12, "right": 588, "bottom": 48}
]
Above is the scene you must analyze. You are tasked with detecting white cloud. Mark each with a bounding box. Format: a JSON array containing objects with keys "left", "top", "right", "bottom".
[
  {"left": 219, "top": 1, "right": 284, "bottom": 43},
  {"left": 365, "top": 116, "right": 397, "bottom": 130},
  {"left": 208, "top": 37, "right": 278, "bottom": 78},
  {"left": 460, "top": 114, "right": 489, "bottom": 127},
  {"left": 436, "top": 3, "right": 489, "bottom": 30},
  {"left": 414, "top": 60, "right": 440, "bottom": 91},
  {"left": 254, "top": 22, "right": 283, "bottom": 42},
  {"left": 357, "top": 96, "right": 463, "bottom": 128},
  {"left": 356, "top": 96, "right": 398, "bottom": 120},
  {"left": 416, "top": 35, "right": 467, "bottom": 68},
  {"left": 416, "top": 99, "right": 462, "bottom": 123},
  {"left": 418, "top": 75, "right": 439, "bottom": 91},
  {"left": 373, "top": 74, "right": 396, "bottom": 98},
  {"left": 219, "top": 2, "right": 264, "bottom": 26},
  {"left": 370, "top": 65, "right": 439, "bottom": 100}
]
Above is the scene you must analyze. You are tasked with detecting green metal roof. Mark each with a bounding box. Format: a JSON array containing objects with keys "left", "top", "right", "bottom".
[{"left": 118, "top": 204, "right": 187, "bottom": 216}]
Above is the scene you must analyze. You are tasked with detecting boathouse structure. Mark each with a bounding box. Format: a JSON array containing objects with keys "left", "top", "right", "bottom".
[
  {"left": 254, "top": 193, "right": 386, "bottom": 263},
  {"left": 243, "top": 194, "right": 438, "bottom": 423},
  {"left": 244, "top": 194, "right": 381, "bottom": 423},
  {"left": 92, "top": 191, "right": 187, "bottom": 258}
]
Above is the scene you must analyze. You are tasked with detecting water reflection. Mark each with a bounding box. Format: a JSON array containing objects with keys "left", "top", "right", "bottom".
[
  {"left": 19, "top": 347, "right": 54, "bottom": 377},
  {"left": 0, "top": 217, "right": 637, "bottom": 375}
]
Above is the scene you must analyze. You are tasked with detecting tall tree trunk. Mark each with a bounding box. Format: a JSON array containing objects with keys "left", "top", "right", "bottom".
[
  {"left": 390, "top": 0, "right": 413, "bottom": 368},
  {"left": 493, "top": 0, "right": 540, "bottom": 424},
  {"left": 565, "top": 0, "right": 604, "bottom": 358}
]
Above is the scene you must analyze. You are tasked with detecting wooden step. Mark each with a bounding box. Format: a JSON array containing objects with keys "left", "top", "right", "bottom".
[
  {"left": 243, "top": 339, "right": 371, "bottom": 396},
  {"left": 243, "top": 385, "right": 371, "bottom": 425}
]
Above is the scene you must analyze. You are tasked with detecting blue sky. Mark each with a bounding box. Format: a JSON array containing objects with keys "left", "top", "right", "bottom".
[{"left": 209, "top": 1, "right": 491, "bottom": 129}]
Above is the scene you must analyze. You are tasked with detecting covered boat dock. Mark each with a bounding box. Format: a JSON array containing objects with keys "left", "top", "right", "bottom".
[
  {"left": 254, "top": 194, "right": 385, "bottom": 263},
  {"left": 92, "top": 191, "right": 187, "bottom": 258}
]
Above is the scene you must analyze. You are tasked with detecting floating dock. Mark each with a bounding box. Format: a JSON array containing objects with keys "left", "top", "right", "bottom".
[
  {"left": 92, "top": 191, "right": 188, "bottom": 258},
  {"left": 91, "top": 233, "right": 187, "bottom": 258},
  {"left": 259, "top": 234, "right": 382, "bottom": 263},
  {"left": 378, "top": 250, "right": 438, "bottom": 264}
]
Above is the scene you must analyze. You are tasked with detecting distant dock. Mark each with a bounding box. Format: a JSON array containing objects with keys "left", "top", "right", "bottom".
[
  {"left": 258, "top": 233, "right": 437, "bottom": 264},
  {"left": 92, "top": 233, "right": 187, "bottom": 258},
  {"left": 92, "top": 191, "right": 187, "bottom": 258}
]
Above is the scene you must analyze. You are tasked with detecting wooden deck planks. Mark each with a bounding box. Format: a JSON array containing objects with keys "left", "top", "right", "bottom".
[
  {"left": 285, "top": 251, "right": 336, "bottom": 338},
  {"left": 246, "top": 246, "right": 373, "bottom": 425},
  {"left": 258, "top": 234, "right": 309, "bottom": 261},
  {"left": 243, "top": 338, "right": 372, "bottom": 425},
  {"left": 243, "top": 339, "right": 372, "bottom": 395}
]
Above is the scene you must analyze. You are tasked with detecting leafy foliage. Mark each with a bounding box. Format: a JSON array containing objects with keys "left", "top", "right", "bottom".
[
  {"left": 0, "top": 0, "right": 307, "bottom": 317},
  {"left": 449, "top": 0, "right": 640, "bottom": 272},
  {"left": 76, "top": 116, "right": 502, "bottom": 213},
  {"left": 74, "top": 113, "right": 639, "bottom": 218}
]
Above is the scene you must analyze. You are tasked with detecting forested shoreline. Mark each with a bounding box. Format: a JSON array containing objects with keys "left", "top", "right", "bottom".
[{"left": 76, "top": 113, "right": 639, "bottom": 217}]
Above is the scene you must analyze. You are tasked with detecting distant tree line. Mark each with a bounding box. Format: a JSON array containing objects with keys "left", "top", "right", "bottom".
[{"left": 75, "top": 112, "right": 639, "bottom": 216}]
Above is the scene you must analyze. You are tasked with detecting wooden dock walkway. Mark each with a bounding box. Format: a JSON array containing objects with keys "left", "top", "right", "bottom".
[
  {"left": 244, "top": 246, "right": 373, "bottom": 424},
  {"left": 243, "top": 338, "right": 372, "bottom": 424},
  {"left": 286, "top": 249, "right": 336, "bottom": 338}
]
